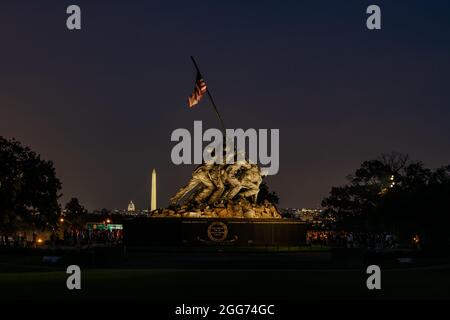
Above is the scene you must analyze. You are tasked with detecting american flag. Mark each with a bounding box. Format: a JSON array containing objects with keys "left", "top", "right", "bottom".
[{"left": 188, "top": 72, "right": 207, "bottom": 107}]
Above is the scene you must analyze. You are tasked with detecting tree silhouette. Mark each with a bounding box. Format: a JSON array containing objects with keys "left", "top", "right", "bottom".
[
  {"left": 64, "top": 197, "right": 87, "bottom": 230},
  {"left": 0, "top": 136, "right": 61, "bottom": 241},
  {"left": 322, "top": 152, "right": 450, "bottom": 249},
  {"left": 257, "top": 181, "right": 279, "bottom": 205}
]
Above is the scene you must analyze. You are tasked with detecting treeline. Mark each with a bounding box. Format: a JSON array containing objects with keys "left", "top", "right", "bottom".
[{"left": 322, "top": 153, "right": 450, "bottom": 249}]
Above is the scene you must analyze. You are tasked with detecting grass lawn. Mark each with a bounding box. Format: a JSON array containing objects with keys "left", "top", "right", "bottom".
[{"left": 1, "top": 267, "right": 449, "bottom": 300}]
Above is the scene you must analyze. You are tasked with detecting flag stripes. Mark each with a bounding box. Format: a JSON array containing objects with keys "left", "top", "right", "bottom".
[{"left": 188, "top": 72, "right": 207, "bottom": 107}]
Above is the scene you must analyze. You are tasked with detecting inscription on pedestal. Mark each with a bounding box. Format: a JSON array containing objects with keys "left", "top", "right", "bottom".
[{"left": 207, "top": 222, "right": 228, "bottom": 242}]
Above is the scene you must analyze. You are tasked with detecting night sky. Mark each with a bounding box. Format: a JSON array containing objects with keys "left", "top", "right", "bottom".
[{"left": 1, "top": 0, "right": 450, "bottom": 211}]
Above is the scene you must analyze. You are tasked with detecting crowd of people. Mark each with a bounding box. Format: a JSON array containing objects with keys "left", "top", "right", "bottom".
[
  {"left": 2, "top": 228, "right": 410, "bottom": 250},
  {"left": 62, "top": 228, "right": 123, "bottom": 246},
  {"left": 307, "top": 231, "right": 399, "bottom": 249},
  {"left": 0, "top": 229, "right": 123, "bottom": 248}
]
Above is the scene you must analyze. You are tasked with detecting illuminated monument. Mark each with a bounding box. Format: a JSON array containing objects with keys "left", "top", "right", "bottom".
[
  {"left": 151, "top": 154, "right": 281, "bottom": 219},
  {"left": 123, "top": 56, "right": 305, "bottom": 246},
  {"left": 124, "top": 154, "right": 305, "bottom": 246},
  {"left": 127, "top": 200, "right": 136, "bottom": 213},
  {"left": 150, "top": 168, "right": 157, "bottom": 211}
]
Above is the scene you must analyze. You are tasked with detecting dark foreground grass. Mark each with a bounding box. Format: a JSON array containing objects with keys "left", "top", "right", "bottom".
[{"left": 0, "top": 267, "right": 449, "bottom": 300}]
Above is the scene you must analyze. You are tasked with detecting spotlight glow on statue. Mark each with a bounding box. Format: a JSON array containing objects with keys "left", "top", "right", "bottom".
[{"left": 154, "top": 145, "right": 281, "bottom": 219}]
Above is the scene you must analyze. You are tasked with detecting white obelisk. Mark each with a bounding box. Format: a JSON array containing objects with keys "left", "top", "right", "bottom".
[{"left": 150, "top": 169, "right": 157, "bottom": 211}]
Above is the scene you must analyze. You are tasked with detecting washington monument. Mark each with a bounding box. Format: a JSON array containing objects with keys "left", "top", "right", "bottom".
[{"left": 151, "top": 169, "right": 157, "bottom": 211}]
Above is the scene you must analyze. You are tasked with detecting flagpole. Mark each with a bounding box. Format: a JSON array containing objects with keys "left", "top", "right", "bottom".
[{"left": 190, "top": 56, "right": 226, "bottom": 136}]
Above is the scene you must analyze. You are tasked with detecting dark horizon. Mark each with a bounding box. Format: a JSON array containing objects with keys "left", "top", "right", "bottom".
[{"left": 1, "top": 0, "right": 450, "bottom": 211}]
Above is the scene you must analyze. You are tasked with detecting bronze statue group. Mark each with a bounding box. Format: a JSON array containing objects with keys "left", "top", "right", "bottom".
[{"left": 170, "top": 150, "right": 262, "bottom": 206}]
